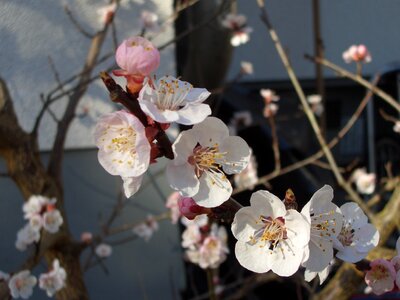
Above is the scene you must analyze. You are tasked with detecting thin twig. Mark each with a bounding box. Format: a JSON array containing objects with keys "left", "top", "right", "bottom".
[
  {"left": 64, "top": 5, "right": 94, "bottom": 38},
  {"left": 268, "top": 115, "right": 281, "bottom": 174},
  {"left": 255, "top": 0, "right": 373, "bottom": 221},
  {"left": 305, "top": 54, "right": 400, "bottom": 113}
]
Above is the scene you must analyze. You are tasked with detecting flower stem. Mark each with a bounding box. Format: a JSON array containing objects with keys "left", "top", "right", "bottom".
[{"left": 206, "top": 268, "right": 217, "bottom": 300}]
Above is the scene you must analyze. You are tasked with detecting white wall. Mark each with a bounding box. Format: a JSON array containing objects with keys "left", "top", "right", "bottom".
[
  {"left": 0, "top": 0, "right": 175, "bottom": 150},
  {"left": 229, "top": 0, "right": 400, "bottom": 81}
]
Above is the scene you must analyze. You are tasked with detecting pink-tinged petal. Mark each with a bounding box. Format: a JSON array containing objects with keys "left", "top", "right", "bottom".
[
  {"left": 234, "top": 241, "right": 271, "bottom": 273},
  {"left": 396, "top": 237, "right": 400, "bottom": 254},
  {"left": 176, "top": 103, "right": 211, "bottom": 125},
  {"left": 231, "top": 207, "right": 262, "bottom": 242},
  {"left": 365, "top": 259, "right": 396, "bottom": 295},
  {"left": 122, "top": 175, "right": 144, "bottom": 198},
  {"left": 249, "top": 190, "right": 286, "bottom": 218},
  {"left": 391, "top": 256, "right": 400, "bottom": 272},
  {"left": 166, "top": 163, "right": 199, "bottom": 197},
  {"left": 192, "top": 117, "right": 229, "bottom": 148},
  {"left": 192, "top": 171, "right": 232, "bottom": 208},
  {"left": 219, "top": 136, "right": 251, "bottom": 174},
  {"left": 396, "top": 271, "right": 400, "bottom": 289}
]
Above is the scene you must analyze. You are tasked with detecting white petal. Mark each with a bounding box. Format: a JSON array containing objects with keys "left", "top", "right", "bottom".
[
  {"left": 219, "top": 136, "right": 251, "bottom": 174},
  {"left": 234, "top": 241, "right": 271, "bottom": 273},
  {"left": 305, "top": 241, "right": 333, "bottom": 272},
  {"left": 192, "top": 117, "right": 229, "bottom": 148},
  {"left": 340, "top": 202, "right": 368, "bottom": 228},
  {"left": 185, "top": 88, "right": 211, "bottom": 103},
  {"left": 269, "top": 241, "right": 305, "bottom": 276},
  {"left": 285, "top": 210, "right": 310, "bottom": 249},
  {"left": 166, "top": 163, "right": 199, "bottom": 197},
  {"left": 354, "top": 223, "right": 379, "bottom": 252},
  {"left": 122, "top": 175, "right": 144, "bottom": 198},
  {"left": 139, "top": 100, "right": 179, "bottom": 123},
  {"left": 304, "top": 269, "right": 317, "bottom": 282},
  {"left": 318, "top": 265, "right": 331, "bottom": 284},
  {"left": 192, "top": 171, "right": 232, "bottom": 208},
  {"left": 231, "top": 207, "right": 262, "bottom": 242},
  {"left": 249, "top": 190, "right": 286, "bottom": 218},
  {"left": 176, "top": 103, "right": 211, "bottom": 125},
  {"left": 171, "top": 130, "right": 198, "bottom": 165},
  {"left": 336, "top": 245, "right": 368, "bottom": 263}
]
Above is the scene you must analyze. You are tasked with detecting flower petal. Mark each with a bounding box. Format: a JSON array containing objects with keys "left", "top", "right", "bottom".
[
  {"left": 192, "top": 171, "right": 232, "bottom": 208},
  {"left": 340, "top": 202, "right": 368, "bottom": 229},
  {"left": 171, "top": 130, "right": 198, "bottom": 165},
  {"left": 176, "top": 103, "right": 211, "bottom": 125},
  {"left": 285, "top": 210, "right": 310, "bottom": 249},
  {"left": 166, "top": 163, "right": 199, "bottom": 197},
  {"left": 122, "top": 175, "right": 144, "bottom": 198},
  {"left": 354, "top": 223, "right": 379, "bottom": 252},
  {"left": 139, "top": 100, "right": 179, "bottom": 124},
  {"left": 249, "top": 190, "right": 286, "bottom": 218},
  {"left": 192, "top": 117, "right": 229, "bottom": 148},
  {"left": 234, "top": 241, "right": 271, "bottom": 273},
  {"left": 231, "top": 207, "right": 261, "bottom": 242},
  {"left": 269, "top": 241, "right": 305, "bottom": 276},
  {"left": 185, "top": 88, "right": 211, "bottom": 103},
  {"left": 219, "top": 136, "right": 251, "bottom": 174}
]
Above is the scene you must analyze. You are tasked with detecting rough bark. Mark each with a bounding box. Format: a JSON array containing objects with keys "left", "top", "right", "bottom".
[{"left": 0, "top": 79, "right": 89, "bottom": 300}]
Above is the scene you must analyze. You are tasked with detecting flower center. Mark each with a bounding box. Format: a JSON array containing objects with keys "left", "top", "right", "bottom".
[
  {"left": 102, "top": 126, "right": 137, "bottom": 165},
  {"left": 370, "top": 265, "right": 391, "bottom": 281},
  {"left": 188, "top": 144, "right": 227, "bottom": 178},
  {"left": 154, "top": 78, "right": 192, "bottom": 110},
  {"left": 309, "top": 210, "right": 337, "bottom": 249},
  {"left": 337, "top": 223, "right": 355, "bottom": 246},
  {"left": 250, "top": 216, "right": 287, "bottom": 249}
]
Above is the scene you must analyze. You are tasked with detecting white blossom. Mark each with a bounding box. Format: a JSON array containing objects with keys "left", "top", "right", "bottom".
[
  {"left": 167, "top": 117, "right": 251, "bottom": 208},
  {"left": 334, "top": 202, "right": 379, "bottom": 263},
  {"left": 43, "top": 210, "right": 63, "bottom": 233},
  {"left": 140, "top": 10, "right": 159, "bottom": 31},
  {"left": 233, "top": 149, "right": 258, "bottom": 190},
  {"left": 132, "top": 215, "right": 159, "bottom": 242},
  {"left": 186, "top": 224, "right": 229, "bottom": 269},
  {"left": 232, "top": 190, "right": 310, "bottom": 276},
  {"left": 94, "top": 110, "right": 151, "bottom": 178},
  {"left": 138, "top": 76, "right": 211, "bottom": 125},
  {"left": 351, "top": 168, "right": 376, "bottom": 195},
  {"left": 8, "top": 270, "right": 37, "bottom": 299},
  {"left": 16, "top": 224, "right": 40, "bottom": 251},
  {"left": 304, "top": 260, "right": 334, "bottom": 285},
  {"left": 39, "top": 259, "right": 67, "bottom": 297},
  {"left": 221, "top": 14, "right": 252, "bottom": 47},
  {"left": 301, "top": 185, "right": 343, "bottom": 281},
  {"left": 23, "top": 195, "right": 50, "bottom": 220},
  {"left": 95, "top": 243, "right": 113, "bottom": 258},
  {"left": 240, "top": 61, "right": 253, "bottom": 75},
  {"left": 393, "top": 121, "right": 400, "bottom": 134},
  {"left": 166, "top": 192, "right": 181, "bottom": 224},
  {"left": 365, "top": 259, "right": 396, "bottom": 295}
]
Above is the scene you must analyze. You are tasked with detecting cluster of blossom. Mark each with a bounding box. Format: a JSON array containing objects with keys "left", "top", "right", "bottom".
[
  {"left": 364, "top": 237, "right": 400, "bottom": 295},
  {"left": 16, "top": 195, "right": 63, "bottom": 251},
  {"left": 231, "top": 185, "right": 379, "bottom": 281},
  {"left": 181, "top": 215, "right": 229, "bottom": 269},
  {"left": 342, "top": 44, "right": 372, "bottom": 64},
  {"left": 97, "top": 3, "right": 158, "bottom": 31},
  {"left": 132, "top": 215, "right": 159, "bottom": 242},
  {"left": 351, "top": 168, "right": 376, "bottom": 195},
  {"left": 1, "top": 259, "right": 66, "bottom": 299},
  {"left": 260, "top": 89, "right": 280, "bottom": 118},
  {"left": 221, "top": 13, "right": 253, "bottom": 47},
  {"left": 307, "top": 94, "right": 324, "bottom": 117}
]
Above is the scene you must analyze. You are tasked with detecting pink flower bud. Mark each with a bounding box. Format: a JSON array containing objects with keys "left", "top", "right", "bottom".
[
  {"left": 115, "top": 37, "right": 160, "bottom": 77},
  {"left": 80, "top": 232, "right": 93, "bottom": 244},
  {"left": 178, "top": 197, "right": 210, "bottom": 220}
]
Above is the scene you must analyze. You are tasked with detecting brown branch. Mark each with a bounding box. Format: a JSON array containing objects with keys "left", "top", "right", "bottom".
[
  {"left": 268, "top": 115, "right": 281, "bottom": 174},
  {"left": 254, "top": 0, "right": 373, "bottom": 221},
  {"left": 48, "top": 26, "right": 110, "bottom": 179},
  {"left": 64, "top": 5, "right": 94, "bottom": 39},
  {"left": 305, "top": 54, "right": 400, "bottom": 113}
]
